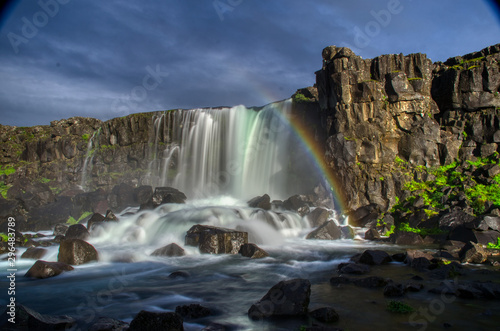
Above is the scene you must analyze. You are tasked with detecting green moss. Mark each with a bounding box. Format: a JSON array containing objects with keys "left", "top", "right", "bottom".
[
  {"left": 464, "top": 56, "right": 484, "bottom": 64},
  {"left": 39, "top": 177, "right": 51, "bottom": 184},
  {"left": 0, "top": 166, "right": 16, "bottom": 176},
  {"left": 293, "top": 93, "right": 312, "bottom": 103},
  {"left": 82, "top": 134, "right": 90, "bottom": 142},
  {"left": 408, "top": 77, "right": 423, "bottom": 81},
  {"left": 0, "top": 182, "right": 11, "bottom": 199},
  {"left": 487, "top": 237, "right": 500, "bottom": 249},
  {"left": 67, "top": 211, "right": 92, "bottom": 225},
  {"left": 449, "top": 65, "right": 464, "bottom": 71},
  {"left": 0, "top": 233, "right": 8, "bottom": 242},
  {"left": 387, "top": 300, "right": 414, "bottom": 314}
]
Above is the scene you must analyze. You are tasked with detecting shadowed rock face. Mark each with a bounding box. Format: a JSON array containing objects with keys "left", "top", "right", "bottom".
[{"left": 315, "top": 43, "right": 500, "bottom": 215}]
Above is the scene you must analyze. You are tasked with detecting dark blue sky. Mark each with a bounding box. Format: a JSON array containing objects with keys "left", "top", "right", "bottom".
[{"left": 0, "top": 0, "right": 499, "bottom": 127}]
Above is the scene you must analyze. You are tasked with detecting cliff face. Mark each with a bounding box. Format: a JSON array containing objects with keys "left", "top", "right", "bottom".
[{"left": 315, "top": 44, "right": 500, "bottom": 215}]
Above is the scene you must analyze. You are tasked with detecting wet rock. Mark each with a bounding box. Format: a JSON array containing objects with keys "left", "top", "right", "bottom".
[
  {"left": 21, "top": 247, "right": 48, "bottom": 260},
  {"left": 185, "top": 225, "right": 248, "bottom": 254},
  {"left": 340, "top": 225, "right": 355, "bottom": 239},
  {"left": 364, "top": 228, "right": 381, "bottom": 240},
  {"left": 352, "top": 276, "right": 388, "bottom": 288},
  {"left": 22, "top": 196, "right": 73, "bottom": 232},
  {"left": 358, "top": 250, "right": 392, "bottom": 265},
  {"left": 64, "top": 224, "right": 90, "bottom": 240},
  {"left": 0, "top": 304, "right": 75, "bottom": 330},
  {"left": 283, "top": 195, "right": 311, "bottom": 216},
  {"left": 134, "top": 185, "right": 154, "bottom": 205},
  {"left": 405, "top": 250, "right": 434, "bottom": 264},
  {"left": 389, "top": 231, "right": 424, "bottom": 245},
  {"left": 248, "top": 278, "right": 311, "bottom": 320},
  {"left": 108, "top": 183, "right": 136, "bottom": 212},
  {"left": 307, "top": 207, "right": 332, "bottom": 227},
  {"left": 238, "top": 243, "right": 269, "bottom": 259},
  {"left": 309, "top": 307, "right": 339, "bottom": 323},
  {"left": 384, "top": 283, "right": 405, "bottom": 297},
  {"left": 338, "top": 263, "right": 370, "bottom": 275},
  {"left": 348, "top": 205, "right": 380, "bottom": 228},
  {"left": 247, "top": 194, "right": 271, "bottom": 210},
  {"left": 168, "top": 270, "right": 190, "bottom": 279},
  {"left": 24, "top": 260, "right": 74, "bottom": 279},
  {"left": 104, "top": 209, "right": 119, "bottom": 222},
  {"left": 391, "top": 253, "right": 406, "bottom": 262},
  {"left": 306, "top": 221, "right": 342, "bottom": 240},
  {"left": 87, "top": 213, "right": 106, "bottom": 230},
  {"left": 53, "top": 223, "right": 69, "bottom": 236},
  {"left": 141, "top": 187, "right": 187, "bottom": 210},
  {"left": 58, "top": 239, "right": 99, "bottom": 265},
  {"left": 151, "top": 243, "right": 185, "bottom": 257},
  {"left": 128, "top": 311, "right": 184, "bottom": 331},
  {"left": 411, "top": 257, "right": 432, "bottom": 271},
  {"left": 459, "top": 241, "right": 488, "bottom": 264},
  {"left": 175, "top": 304, "right": 211, "bottom": 319},
  {"left": 405, "top": 282, "right": 424, "bottom": 292},
  {"left": 89, "top": 317, "right": 129, "bottom": 331}
]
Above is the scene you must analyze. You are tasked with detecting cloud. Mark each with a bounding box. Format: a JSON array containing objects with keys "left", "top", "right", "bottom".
[{"left": 0, "top": 0, "right": 499, "bottom": 126}]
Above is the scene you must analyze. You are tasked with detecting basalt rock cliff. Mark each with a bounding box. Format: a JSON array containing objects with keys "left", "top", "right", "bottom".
[{"left": 1, "top": 44, "right": 500, "bottom": 231}]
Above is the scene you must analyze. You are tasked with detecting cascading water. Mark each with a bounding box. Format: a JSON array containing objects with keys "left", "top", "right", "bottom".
[
  {"left": 80, "top": 128, "right": 101, "bottom": 191},
  {"left": 147, "top": 100, "right": 323, "bottom": 200}
]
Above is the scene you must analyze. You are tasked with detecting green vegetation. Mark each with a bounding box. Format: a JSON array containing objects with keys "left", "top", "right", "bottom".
[
  {"left": 0, "top": 233, "right": 8, "bottom": 242},
  {"left": 408, "top": 77, "right": 423, "bottom": 81},
  {"left": 464, "top": 56, "right": 485, "bottom": 64},
  {"left": 0, "top": 166, "right": 16, "bottom": 176},
  {"left": 487, "top": 237, "right": 500, "bottom": 249},
  {"left": 293, "top": 93, "right": 312, "bottom": 103},
  {"left": 450, "top": 65, "right": 464, "bottom": 71},
  {"left": 67, "top": 211, "right": 93, "bottom": 225},
  {"left": 0, "top": 182, "right": 11, "bottom": 199},
  {"left": 39, "top": 177, "right": 51, "bottom": 184},
  {"left": 82, "top": 133, "right": 90, "bottom": 142},
  {"left": 387, "top": 300, "right": 414, "bottom": 314}
]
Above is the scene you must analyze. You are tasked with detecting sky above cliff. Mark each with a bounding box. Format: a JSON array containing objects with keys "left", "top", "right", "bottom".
[{"left": 0, "top": 0, "right": 499, "bottom": 127}]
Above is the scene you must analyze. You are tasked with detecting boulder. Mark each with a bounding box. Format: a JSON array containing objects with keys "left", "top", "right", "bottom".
[
  {"left": 338, "top": 263, "right": 370, "bottom": 275},
  {"left": 383, "top": 283, "right": 405, "bottom": 297},
  {"left": 389, "top": 231, "right": 424, "bottom": 245},
  {"left": 87, "top": 213, "right": 106, "bottom": 230},
  {"left": 64, "top": 224, "right": 90, "bottom": 240},
  {"left": 185, "top": 225, "right": 248, "bottom": 254},
  {"left": 21, "top": 247, "right": 48, "bottom": 260},
  {"left": 283, "top": 195, "right": 310, "bottom": 216},
  {"left": 24, "top": 260, "right": 74, "bottom": 279},
  {"left": 108, "top": 183, "right": 136, "bottom": 212},
  {"left": 0, "top": 304, "right": 75, "bottom": 330},
  {"left": 306, "top": 221, "right": 342, "bottom": 240},
  {"left": 410, "top": 257, "right": 432, "bottom": 271},
  {"left": 89, "top": 317, "right": 129, "bottom": 331},
  {"left": 340, "top": 225, "right": 355, "bottom": 239},
  {"left": 309, "top": 307, "right": 339, "bottom": 323},
  {"left": 405, "top": 250, "right": 434, "bottom": 264},
  {"left": 348, "top": 204, "right": 380, "bottom": 227},
  {"left": 175, "top": 304, "right": 211, "bottom": 320},
  {"left": 238, "top": 243, "right": 269, "bottom": 259},
  {"left": 58, "top": 239, "right": 99, "bottom": 265},
  {"left": 141, "top": 187, "right": 187, "bottom": 210},
  {"left": 53, "top": 223, "right": 69, "bottom": 236},
  {"left": 248, "top": 278, "right": 311, "bottom": 320},
  {"left": 364, "top": 228, "right": 381, "bottom": 240},
  {"left": 134, "top": 185, "right": 154, "bottom": 205},
  {"left": 307, "top": 207, "right": 332, "bottom": 227},
  {"left": 151, "top": 243, "right": 185, "bottom": 257},
  {"left": 247, "top": 194, "right": 271, "bottom": 210},
  {"left": 459, "top": 241, "right": 488, "bottom": 264},
  {"left": 128, "top": 311, "right": 184, "bottom": 331},
  {"left": 358, "top": 250, "right": 392, "bottom": 265}
]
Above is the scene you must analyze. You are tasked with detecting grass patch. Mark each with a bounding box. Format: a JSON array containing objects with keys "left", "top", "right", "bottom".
[
  {"left": 0, "top": 166, "right": 16, "bottom": 176},
  {"left": 387, "top": 300, "right": 414, "bottom": 314}
]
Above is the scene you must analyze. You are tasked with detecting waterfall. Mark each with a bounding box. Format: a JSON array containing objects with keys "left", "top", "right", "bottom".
[
  {"left": 80, "top": 129, "right": 101, "bottom": 191},
  {"left": 147, "top": 100, "right": 322, "bottom": 200}
]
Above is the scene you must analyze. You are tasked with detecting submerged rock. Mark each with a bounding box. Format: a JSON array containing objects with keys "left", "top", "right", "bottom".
[
  {"left": 21, "top": 247, "right": 48, "bottom": 260},
  {"left": 306, "top": 221, "right": 342, "bottom": 240},
  {"left": 0, "top": 304, "right": 75, "bottom": 330},
  {"left": 185, "top": 225, "right": 248, "bottom": 254},
  {"left": 338, "top": 263, "right": 370, "bottom": 275},
  {"left": 58, "top": 239, "right": 98, "bottom": 265},
  {"left": 128, "top": 311, "right": 184, "bottom": 331},
  {"left": 309, "top": 307, "right": 340, "bottom": 323},
  {"left": 24, "top": 260, "right": 74, "bottom": 279},
  {"left": 89, "top": 317, "right": 129, "bottom": 331},
  {"left": 151, "top": 243, "right": 185, "bottom": 257},
  {"left": 248, "top": 278, "right": 311, "bottom": 320},
  {"left": 238, "top": 243, "right": 269, "bottom": 259},
  {"left": 175, "top": 304, "right": 211, "bottom": 319}
]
